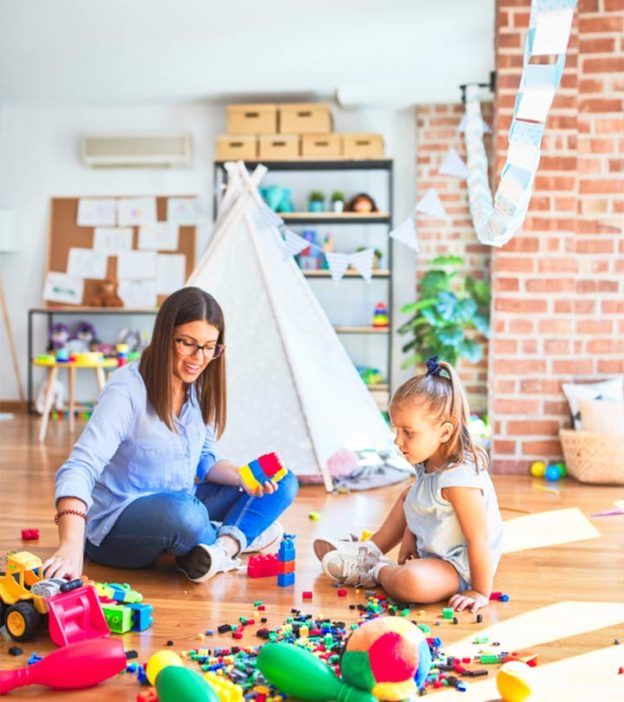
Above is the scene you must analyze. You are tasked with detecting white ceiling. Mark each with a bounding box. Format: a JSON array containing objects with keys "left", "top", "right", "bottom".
[{"left": 0, "top": 0, "right": 494, "bottom": 106}]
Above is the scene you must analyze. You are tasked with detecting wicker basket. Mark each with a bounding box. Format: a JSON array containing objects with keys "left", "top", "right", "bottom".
[{"left": 559, "top": 429, "right": 624, "bottom": 485}]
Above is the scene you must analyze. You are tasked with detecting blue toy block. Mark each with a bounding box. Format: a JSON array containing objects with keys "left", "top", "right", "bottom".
[
  {"left": 127, "top": 602, "right": 154, "bottom": 632},
  {"left": 248, "top": 459, "right": 268, "bottom": 485},
  {"left": 277, "top": 572, "right": 295, "bottom": 587},
  {"left": 278, "top": 534, "right": 296, "bottom": 562}
]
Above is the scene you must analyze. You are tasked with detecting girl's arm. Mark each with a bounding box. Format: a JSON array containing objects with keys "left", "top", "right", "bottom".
[
  {"left": 443, "top": 485, "right": 493, "bottom": 612},
  {"left": 397, "top": 526, "right": 418, "bottom": 565}
]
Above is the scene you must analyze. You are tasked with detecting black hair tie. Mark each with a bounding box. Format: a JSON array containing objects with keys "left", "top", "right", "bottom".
[{"left": 426, "top": 355, "right": 442, "bottom": 377}]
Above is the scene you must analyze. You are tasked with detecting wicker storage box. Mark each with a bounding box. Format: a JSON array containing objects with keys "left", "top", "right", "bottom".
[
  {"left": 301, "top": 134, "right": 342, "bottom": 158},
  {"left": 342, "top": 133, "right": 385, "bottom": 159},
  {"left": 559, "top": 428, "right": 624, "bottom": 485},
  {"left": 258, "top": 134, "right": 299, "bottom": 160},
  {"left": 227, "top": 104, "right": 277, "bottom": 135},
  {"left": 215, "top": 135, "right": 257, "bottom": 161},
  {"left": 279, "top": 103, "right": 332, "bottom": 134}
]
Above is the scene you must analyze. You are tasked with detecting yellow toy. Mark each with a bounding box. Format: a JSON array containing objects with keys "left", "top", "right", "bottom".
[
  {"left": 239, "top": 453, "right": 288, "bottom": 492},
  {"left": 203, "top": 671, "right": 244, "bottom": 702},
  {"left": 529, "top": 460, "right": 546, "bottom": 478},
  {"left": 496, "top": 661, "right": 535, "bottom": 702},
  {"left": 146, "top": 650, "right": 184, "bottom": 685}
]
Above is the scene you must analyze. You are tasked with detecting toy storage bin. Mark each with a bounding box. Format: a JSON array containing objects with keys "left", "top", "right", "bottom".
[
  {"left": 216, "top": 135, "right": 257, "bottom": 160},
  {"left": 279, "top": 103, "right": 332, "bottom": 134},
  {"left": 258, "top": 135, "right": 299, "bottom": 160},
  {"left": 559, "top": 428, "right": 624, "bottom": 484},
  {"left": 341, "top": 133, "right": 385, "bottom": 159},
  {"left": 226, "top": 104, "right": 278, "bottom": 135},
  {"left": 301, "top": 134, "right": 342, "bottom": 158}
]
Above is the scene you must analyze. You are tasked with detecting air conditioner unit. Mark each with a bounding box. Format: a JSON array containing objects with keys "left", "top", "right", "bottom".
[{"left": 81, "top": 132, "right": 193, "bottom": 168}]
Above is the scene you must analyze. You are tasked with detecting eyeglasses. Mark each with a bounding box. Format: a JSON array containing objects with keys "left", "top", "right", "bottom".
[{"left": 174, "top": 337, "right": 225, "bottom": 360}]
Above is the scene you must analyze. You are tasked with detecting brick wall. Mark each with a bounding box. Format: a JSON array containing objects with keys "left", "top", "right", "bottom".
[
  {"left": 489, "top": 0, "right": 624, "bottom": 472},
  {"left": 415, "top": 104, "right": 493, "bottom": 414}
]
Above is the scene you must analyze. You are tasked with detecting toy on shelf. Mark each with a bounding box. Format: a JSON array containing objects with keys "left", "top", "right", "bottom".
[
  {"left": 357, "top": 366, "right": 385, "bottom": 387},
  {"left": 0, "top": 638, "right": 126, "bottom": 695},
  {"left": 277, "top": 534, "right": 296, "bottom": 587},
  {"left": 346, "top": 193, "right": 378, "bottom": 213},
  {"left": 356, "top": 246, "right": 382, "bottom": 270},
  {"left": 118, "top": 327, "right": 149, "bottom": 354},
  {"left": 341, "top": 617, "right": 432, "bottom": 699},
  {"left": 257, "top": 642, "right": 376, "bottom": 702},
  {"left": 87, "top": 278, "right": 123, "bottom": 307},
  {"left": 372, "top": 302, "right": 389, "bottom": 328},
  {"left": 308, "top": 191, "right": 326, "bottom": 213},
  {"left": 116, "top": 343, "right": 129, "bottom": 367},
  {"left": 261, "top": 185, "right": 295, "bottom": 214},
  {"left": 0, "top": 551, "right": 109, "bottom": 645},
  {"left": 296, "top": 229, "right": 324, "bottom": 270},
  {"left": 247, "top": 553, "right": 280, "bottom": 578},
  {"left": 331, "top": 190, "right": 345, "bottom": 213},
  {"left": 69, "top": 320, "right": 99, "bottom": 353},
  {"left": 239, "top": 453, "right": 288, "bottom": 493},
  {"left": 47, "top": 322, "right": 70, "bottom": 354}
]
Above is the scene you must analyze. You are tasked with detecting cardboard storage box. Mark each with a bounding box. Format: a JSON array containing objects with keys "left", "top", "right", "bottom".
[
  {"left": 258, "top": 134, "right": 300, "bottom": 160},
  {"left": 215, "top": 135, "right": 257, "bottom": 161},
  {"left": 279, "top": 103, "right": 332, "bottom": 134},
  {"left": 301, "top": 133, "right": 342, "bottom": 158},
  {"left": 226, "top": 104, "right": 278, "bottom": 135},
  {"left": 342, "top": 133, "right": 385, "bottom": 159}
]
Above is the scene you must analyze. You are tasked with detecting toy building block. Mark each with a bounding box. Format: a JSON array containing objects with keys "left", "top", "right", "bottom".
[
  {"left": 247, "top": 553, "right": 280, "bottom": 578},
  {"left": 204, "top": 671, "right": 245, "bottom": 702},
  {"left": 102, "top": 603, "right": 133, "bottom": 634},
  {"left": 105, "top": 582, "right": 143, "bottom": 604},
  {"left": 277, "top": 559, "right": 295, "bottom": 575},
  {"left": 20, "top": 529, "right": 40, "bottom": 540},
  {"left": 302, "top": 591, "right": 313, "bottom": 600},
  {"left": 276, "top": 575, "right": 294, "bottom": 588},
  {"left": 127, "top": 603, "right": 154, "bottom": 632},
  {"left": 277, "top": 534, "right": 296, "bottom": 562},
  {"left": 239, "top": 452, "right": 288, "bottom": 491},
  {"left": 137, "top": 690, "right": 159, "bottom": 702}
]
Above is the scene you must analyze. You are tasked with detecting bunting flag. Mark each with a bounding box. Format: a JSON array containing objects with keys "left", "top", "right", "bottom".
[
  {"left": 439, "top": 148, "right": 469, "bottom": 179},
  {"left": 457, "top": 113, "right": 492, "bottom": 135},
  {"left": 415, "top": 188, "right": 448, "bottom": 220},
  {"left": 463, "top": 0, "right": 578, "bottom": 247},
  {"left": 325, "top": 249, "right": 375, "bottom": 283},
  {"left": 254, "top": 202, "right": 283, "bottom": 231},
  {"left": 390, "top": 217, "right": 420, "bottom": 252},
  {"left": 282, "top": 229, "right": 310, "bottom": 260}
]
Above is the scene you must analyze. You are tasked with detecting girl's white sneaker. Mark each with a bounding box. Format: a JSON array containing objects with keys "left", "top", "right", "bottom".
[
  {"left": 313, "top": 536, "right": 382, "bottom": 562},
  {"left": 176, "top": 542, "right": 241, "bottom": 583},
  {"left": 321, "top": 546, "right": 391, "bottom": 588}
]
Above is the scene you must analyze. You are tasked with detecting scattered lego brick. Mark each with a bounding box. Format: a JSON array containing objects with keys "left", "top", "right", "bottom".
[
  {"left": 308, "top": 511, "right": 321, "bottom": 521},
  {"left": 20, "top": 528, "right": 39, "bottom": 540},
  {"left": 337, "top": 588, "right": 347, "bottom": 597},
  {"left": 8, "top": 646, "right": 23, "bottom": 656},
  {"left": 125, "top": 649, "right": 138, "bottom": 659},
  {"left": 302, "top": 591, "right": 313, "bottom": 600}
]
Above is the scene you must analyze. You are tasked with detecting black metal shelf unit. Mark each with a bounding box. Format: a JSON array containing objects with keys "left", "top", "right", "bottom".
[{"left": 213, "top": 159, "right": 394, "bottom": 394}]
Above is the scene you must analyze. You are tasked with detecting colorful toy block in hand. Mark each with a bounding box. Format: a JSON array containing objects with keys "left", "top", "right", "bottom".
[{"left": 239, "top": 452, "right": 288, "bottom": 492}]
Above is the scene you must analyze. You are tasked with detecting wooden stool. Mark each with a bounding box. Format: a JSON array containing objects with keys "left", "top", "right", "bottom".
[{"left": 33, "top": 359, "right": 118, "bottom": 442}]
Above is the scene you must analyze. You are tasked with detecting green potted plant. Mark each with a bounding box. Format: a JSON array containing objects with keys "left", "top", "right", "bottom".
[
  {"left": 308, "top": 190, "right": 326, "bottom": 213},
  {"left": 398, "top": 254, "right": 490, "bottom": 367},
  {"left": 331, "top": 190, "right": 345, "bottom": 213}
]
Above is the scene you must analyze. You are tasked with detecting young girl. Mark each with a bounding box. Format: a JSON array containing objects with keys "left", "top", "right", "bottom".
[{"left": 314, "top": 357, "right": 503, "bottom": 613}]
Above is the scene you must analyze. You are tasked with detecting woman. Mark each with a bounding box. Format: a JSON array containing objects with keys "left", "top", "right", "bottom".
[{"left": 43, "top": 287, "right": 298, "bottom": 583}]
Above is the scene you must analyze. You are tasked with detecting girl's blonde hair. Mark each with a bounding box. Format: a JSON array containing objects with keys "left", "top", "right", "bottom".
[{"left": 390, "top": 357, "right": 487, "bottom": 472}]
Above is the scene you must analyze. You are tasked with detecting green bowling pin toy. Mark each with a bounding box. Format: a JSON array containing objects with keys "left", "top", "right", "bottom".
[
  {"left": 156, "top": 665, "right": 220, "bottom": 702},
  {"left": 257, "top": 642, "right": 377, "bottom": 702}
]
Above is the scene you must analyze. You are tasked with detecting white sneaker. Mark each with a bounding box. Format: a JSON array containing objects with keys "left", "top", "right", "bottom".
[
  {"left": 175, "top": 542, "right": 241, "bottom": 583},
  {"left": 313, "top": 535, "right": 381, "bottom": 562},
  {"left": 242, "top": 522, "right": 284, "bottom": 554},
  {"left": 321, "top": 546, "right": 392, "bottom": 588}
]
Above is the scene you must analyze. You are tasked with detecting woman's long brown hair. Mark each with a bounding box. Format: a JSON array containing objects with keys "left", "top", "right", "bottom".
[
  {"left": 391, "top": 359, "right": 487, "bottom": 472},
  {"left": 139, "top": 287, "right": 226, "bottom": 436}
]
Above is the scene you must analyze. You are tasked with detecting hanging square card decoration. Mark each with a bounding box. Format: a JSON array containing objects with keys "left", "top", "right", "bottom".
[{"left": 529, "top": 8, "right": 574, "bottom": 55}]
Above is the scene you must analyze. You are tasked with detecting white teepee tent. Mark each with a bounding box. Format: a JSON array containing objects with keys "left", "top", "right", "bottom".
[{"left": 187, "top": 162, "right": 394, "bottom": 490}]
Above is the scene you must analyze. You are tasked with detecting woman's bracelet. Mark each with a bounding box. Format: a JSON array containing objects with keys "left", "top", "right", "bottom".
[{"left": 54, "top": 509, "right": 87, "bottom": 525}]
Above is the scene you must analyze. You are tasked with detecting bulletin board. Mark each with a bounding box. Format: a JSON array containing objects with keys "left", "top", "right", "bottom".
[{"left": 45, "top": 196, "right": 197, "bottom": 308}]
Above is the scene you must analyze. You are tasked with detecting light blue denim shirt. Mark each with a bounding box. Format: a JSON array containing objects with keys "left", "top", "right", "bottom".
[
  {"left": 403, "top": 460, "right": 504, "bottom": 587},
  {"left": 55, "top": 362, "right": 224, "bottom": 546}
]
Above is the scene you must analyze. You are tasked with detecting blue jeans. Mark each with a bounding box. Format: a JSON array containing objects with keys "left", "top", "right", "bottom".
[{"left": 85, "top": 471, "right": 299, "bottom": 569}]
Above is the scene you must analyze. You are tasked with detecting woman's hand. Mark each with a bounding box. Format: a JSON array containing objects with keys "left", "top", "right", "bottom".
[
  {"left": 448, "top": 589, "right": 489, "bottom": 613},
  {"left": 241, "top": 478, "right": 279, "bottom": 498},
  {"left": 42, "top": 540, "right": 84, "bottom": 581},
  {"left": 398, "top": 527, "right": 418, "bottom": 565}
]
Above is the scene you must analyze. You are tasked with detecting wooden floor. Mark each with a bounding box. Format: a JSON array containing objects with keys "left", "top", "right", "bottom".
[{"left": 1, "top": 414, "right": 624, "bottom": 700}]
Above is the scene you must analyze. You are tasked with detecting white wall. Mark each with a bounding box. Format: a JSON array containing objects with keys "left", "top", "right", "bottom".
[{"left": 0, "top": 101, "right": 416, "bottom": 403}]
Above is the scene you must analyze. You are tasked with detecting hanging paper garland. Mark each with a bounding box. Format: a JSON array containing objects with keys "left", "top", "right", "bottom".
[
  {"left": 439, "top": 148, "right": 469, "bottom": 179},
  {"left": 464, "top": 0, "right": 578, "bottom": 247},
  {"left": 389, "top": 217, "right": 420, "bottom": 252}
]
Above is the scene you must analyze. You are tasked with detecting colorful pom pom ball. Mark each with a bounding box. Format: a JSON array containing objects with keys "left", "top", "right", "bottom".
[
  {"left": 340, "top": 617, "right": 431, "bottom": 700},
  {"left": 529, "top": 461, "right": 546, "bottom": 478},
  {"left": 496, "top": 661, "right": 535, "bottom": 702},
  {"left": 544, "top": 463, "right": 562, "bottom": 481}
]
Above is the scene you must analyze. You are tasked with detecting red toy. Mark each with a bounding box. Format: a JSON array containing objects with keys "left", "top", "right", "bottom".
[
  {"left": 47, "top": 584, "right": 110, "bottom": 646},
  {"left": 302, "top": 591, "right": 313, "bottom": 600},
  {"left": 137, "top": 690, "right": 159, "bottom": 702},
  {"left": 20, "top": 529, "right": 39, "bottom": 541},
  {"left": 0, "top": 638, "right": 126, "bottom": 694},
  {"left": 247, "top": 553, "right": 280, "bottom": 578},
  {"left": 337, "top": 588, "right": 347, "bottom": 597}
]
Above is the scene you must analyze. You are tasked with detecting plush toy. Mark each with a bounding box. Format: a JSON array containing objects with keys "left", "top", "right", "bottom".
[
  {"left": 70, "top": 321, "right": 99, "bottom": 353},
  {"left": 87, "top": 279, "right": 123, "bottom": 307},
  {"left": 340, "top": 617, "right": 431, "bottom": 699},
  {"left": 47, "top": 322, "right": 70, "bottom": 352},
  {"left": 346, "top": 193, "right": 378, "bottom": 213}
]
